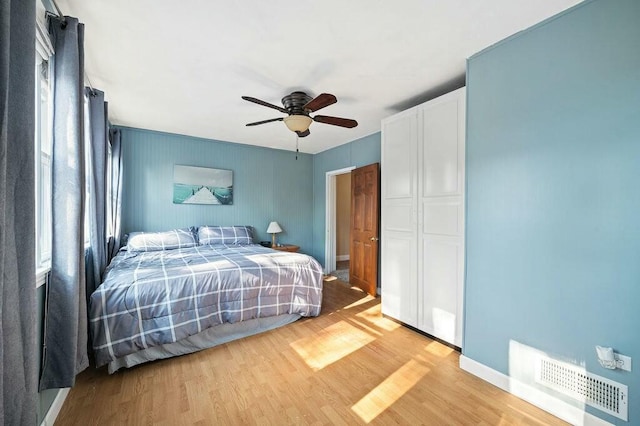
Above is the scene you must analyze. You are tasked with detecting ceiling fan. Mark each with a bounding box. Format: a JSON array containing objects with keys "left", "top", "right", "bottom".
[{"left": 241, "top": 91, "right": 358, "bottom": 137}]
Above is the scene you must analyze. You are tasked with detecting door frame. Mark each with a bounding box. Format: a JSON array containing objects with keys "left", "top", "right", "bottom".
[{"left": 324, "top": 166, "right": 355, "bottom": 274}]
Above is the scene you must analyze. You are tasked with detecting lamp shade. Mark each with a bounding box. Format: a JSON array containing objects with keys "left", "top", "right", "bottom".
[
  {"left": 266, "top": 221, "right": 282, "bottom": 234},
  {"left": 283, "top": 115, "right": 312, "bottom": 132}
]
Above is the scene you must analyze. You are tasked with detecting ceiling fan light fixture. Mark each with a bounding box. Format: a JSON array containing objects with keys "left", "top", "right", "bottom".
[{"left": 283, "top": 115, "right": 312, "bottom": 132}]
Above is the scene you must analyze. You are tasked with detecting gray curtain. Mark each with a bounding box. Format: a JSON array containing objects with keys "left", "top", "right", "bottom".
[
  {"left": 0, "top": 0, "right": 38, "bottom": 424},
  {"left": 39, "top": 15, "right": 90, "bottom": 390},
  {"left": 108, "top": 127, "right": 123, "bottom": 261},
  {"left": 85, "top": 89, "right": 108, "bottom": 294}
]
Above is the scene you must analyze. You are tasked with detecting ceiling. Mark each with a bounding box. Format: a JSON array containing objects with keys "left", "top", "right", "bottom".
[{"left": 56, "top": 0, "right": 581, "bottom": 154}]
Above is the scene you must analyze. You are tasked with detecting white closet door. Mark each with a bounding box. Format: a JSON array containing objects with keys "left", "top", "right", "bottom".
[
  {"left": 418, "top": 88, "right": 465, "bottom": 346},
  {"left": 381, "top": 110, "right": 418, "bottom": 327}
]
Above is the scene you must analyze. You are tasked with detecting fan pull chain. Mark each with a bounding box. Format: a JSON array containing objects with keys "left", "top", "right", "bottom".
[{"left": 296, "top": 134, "right": 299, "bottom": 160}]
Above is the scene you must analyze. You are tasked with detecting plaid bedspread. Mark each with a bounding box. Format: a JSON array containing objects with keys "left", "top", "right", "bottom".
[{"left": 89, "top": 244, "right": 323, "bottom": 367}]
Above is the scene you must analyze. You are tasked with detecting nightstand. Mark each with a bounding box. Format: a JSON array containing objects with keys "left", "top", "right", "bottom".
[{"left": 272, "top": 244, "right": 300, "bottom": 253}]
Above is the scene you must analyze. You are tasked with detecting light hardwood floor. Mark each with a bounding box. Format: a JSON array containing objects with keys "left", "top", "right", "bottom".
[{"left": 55, "top": 280, "right": 567, "bottom": 425}]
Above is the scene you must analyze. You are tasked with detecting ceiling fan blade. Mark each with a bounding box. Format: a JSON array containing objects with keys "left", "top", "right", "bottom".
[
  {"left": 303, "top": 93, "right": 337, "bottom": 112},
  {"left": 241, "top": 96, "right": 288, "bottom": 114},
  {"left": 313, "top": 115, "right": 358, "bottom": 128},
  {"left": 246, "top": 117, "right": 284, "bottom": 126},
  {"left": 296, "top": 129, "right": 310, "bottom": 138}
]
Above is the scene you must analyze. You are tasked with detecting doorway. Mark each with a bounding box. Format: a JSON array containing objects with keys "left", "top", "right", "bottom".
[
  {"left": 325, "top": 163, "right": 380, "bottom": 297},
  {"left": 324, "top": 167, "right": 355, "bottom": 277},
  {"left": 333, "top": 173, "right": 351, "bottom": 281}
]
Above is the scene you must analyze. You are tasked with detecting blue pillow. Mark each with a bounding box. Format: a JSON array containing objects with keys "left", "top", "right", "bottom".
[
  {"left": 127, "top": 227, "right": 198, "bottom": 252},
  {"left": 198, "top": 226, "right": 254, "bottom": 245}
]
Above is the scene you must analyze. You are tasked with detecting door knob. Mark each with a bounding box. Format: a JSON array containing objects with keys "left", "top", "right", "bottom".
[{"left": 370, "top": 237, "right": 379, "bottom": 241}]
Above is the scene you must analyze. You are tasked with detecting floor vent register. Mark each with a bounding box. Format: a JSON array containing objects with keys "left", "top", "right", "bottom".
[{"left": 535, "top": 356, "right": 628, "bottom": 421}]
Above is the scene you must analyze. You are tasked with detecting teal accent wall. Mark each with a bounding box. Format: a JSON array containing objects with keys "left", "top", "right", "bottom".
[
  {"left": 311, "top": 133, "right": 381, "bottom": 265},
  {"left": 119, "top": 127, "right": 314, "bottom": 254},
  {"left": 464, "top": 0, "right": 640, "bottom": 423},
  {"left": 120, "top": 127, "right": 380, "bottom": 266}
]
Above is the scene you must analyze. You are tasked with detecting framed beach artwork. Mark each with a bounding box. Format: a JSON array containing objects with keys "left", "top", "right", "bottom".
[{"left": 173, "top": 165, "right": 233, "bottom": 205}]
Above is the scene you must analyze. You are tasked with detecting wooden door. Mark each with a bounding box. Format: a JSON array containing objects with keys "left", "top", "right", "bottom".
[{"left": 350, "top": 163, "right": 380, "bottom": 296}]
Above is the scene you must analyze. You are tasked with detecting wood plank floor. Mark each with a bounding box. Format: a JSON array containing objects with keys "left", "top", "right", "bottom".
[{"left": 55, "top": 280, "right": 567, "bottom": 425}]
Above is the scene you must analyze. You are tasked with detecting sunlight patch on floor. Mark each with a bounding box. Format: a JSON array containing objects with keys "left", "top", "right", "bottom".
[
  {"left": 342, "top": 294, "right": 375, "bottom": 310},
  {"left": 346, "top": 318, "right": 383, "bottom": 337},
  {"left": 424, "top": 340, "right": 454, "bottom": 358},
  {"left": 356, "top": 305, "right": 400, "bottom": 331},
  {"left": 290, "top": 321, "right": 375, "bottom": 371},
  {"left": 351, "top": 359, "right": 430, "bottom": 423}
]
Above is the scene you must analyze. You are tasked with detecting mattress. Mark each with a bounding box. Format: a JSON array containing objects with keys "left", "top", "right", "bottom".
[{"left": 89, "top": 244, "right": 323, "bottom": 369}]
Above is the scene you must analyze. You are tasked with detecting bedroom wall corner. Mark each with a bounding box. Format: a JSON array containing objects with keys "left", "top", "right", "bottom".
[{"left": 311, "top": 132, "right": 381, "bottom": 267}]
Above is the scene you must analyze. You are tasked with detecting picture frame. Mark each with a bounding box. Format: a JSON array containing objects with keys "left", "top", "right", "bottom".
[{"left": 172, "top": 165, "right": 233, "bottom": 205}]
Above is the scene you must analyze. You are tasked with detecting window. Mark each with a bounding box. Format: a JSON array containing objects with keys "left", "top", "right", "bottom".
[
  {"left": 35, "top": 20, "right": 54, "bottom": 277},
  {"left": 106, "top": 141, "right": 113, "bottom": 238},
  {"left": 84, "top": 126, "right": 91, "bottom": 246}
]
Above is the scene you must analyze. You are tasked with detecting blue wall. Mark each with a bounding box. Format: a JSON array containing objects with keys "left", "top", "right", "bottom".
[
  {"left": 119, "top": 127, "right": 314, "bottom": 254},
  {"left": 311, "top": 133, "right": 381, "bottom": 265},
  {"left": 120, "top": 127, "right": 381, "bottom": 266},
  {"left": 464, "top": 0, "right": 640, "bottom": 423}
]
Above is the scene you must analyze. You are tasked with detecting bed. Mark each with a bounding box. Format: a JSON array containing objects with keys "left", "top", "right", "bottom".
[{"left": 89, "top": 226, "right": 323, "bottom": 373}]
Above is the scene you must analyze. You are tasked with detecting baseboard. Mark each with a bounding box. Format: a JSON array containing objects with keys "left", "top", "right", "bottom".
[
  {"left": 336, "top": 255, "right": 350, "bottom": 261},
  {"left": 41, "top": 387, "right": 70, "bottom": 426},
  {"left": 459, "top": 356, "right": 611, "bottom": 426}
]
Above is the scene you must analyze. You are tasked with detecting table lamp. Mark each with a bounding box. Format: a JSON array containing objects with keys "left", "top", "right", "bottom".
[{"left": 266, "top": 221, "right": 282, "bottom": 247}]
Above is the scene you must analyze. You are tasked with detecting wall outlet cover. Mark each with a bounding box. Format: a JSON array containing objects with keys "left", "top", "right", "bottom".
[{"left": 614, "top": 353, "right": 632, "bottom": 372}]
